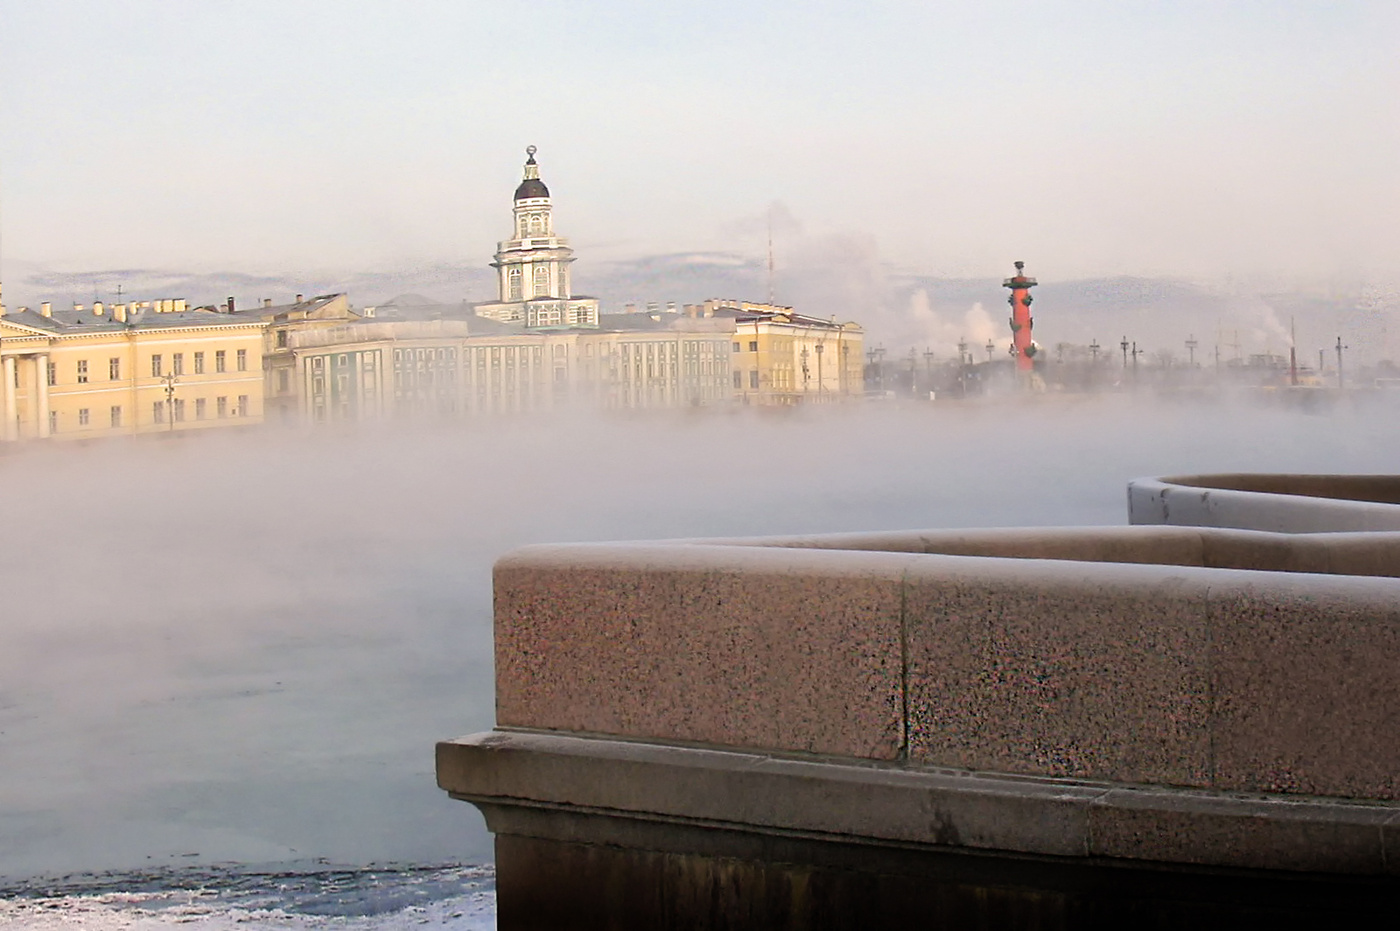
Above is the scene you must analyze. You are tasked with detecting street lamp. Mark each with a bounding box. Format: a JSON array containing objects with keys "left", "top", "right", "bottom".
[{"left": 162, "top": 372, "right": 178, "bottom": 431}]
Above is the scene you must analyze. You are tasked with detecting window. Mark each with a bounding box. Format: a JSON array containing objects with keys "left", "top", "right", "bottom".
[
  {"left": 195, "top": 398, "right": 207, "bottom": 419},
  {"left": 507, "top": 267, "right": 522, "bottom": 300},
  {"left": 236, "top": 349, "right": 247, "bottom": 371},
  {"left": 733, "top": 370, "right": 743, "bottom": 389},
  {"left": 78, "top": 408, "right": 90, "bottom": 426},
  {"left": 48, "top": 411, "right": 57, "bottom": 432},
  {"left": 154, "top": 401, "right": 165, "bottom": 423},
  {"left": 276, "top": 330, "right": 288, "bottom": 348},
  {"left": 172, "top": 353, "right": 184, "bottom": 376},
  {"left": 217, "top": 396, "right": 227, "bottom": 418},
  {"left": 46, "top": 361, "right": 56, "bottom": 386},
  {"left": 732, "top": 342, "right": 740, "bottom": 353},
  {"left": 236, "top": 394, "right": 248, "bottom": 416},
  {"left": 748, "top": 341, "right": 759, "bottom": 352},
  {"left": 278, "top": 370, "right": 290, "bottom": 392},
  {"left": 109, "top": 357, "right": 120, "bottom": 380},
  {"left": 749, "top": 370, "right": 759, "bottom": 389},
  {"left": 194, "top": 352, "right": 205, "bottom": 374},
  {"left": 152, "top": 355, "right": 163, "bottom": 377},
  {"left": 215, "top": 350, "right": 226, "bottom": 373},
  {"left": 173, "top": 398, "right": 186, "bottom": 422},
  {"left": 77, "top": 360, "right": 89, "bottom": 383},
  {"left": 110, "top": 405, "right": 122, "bottom": 428}
]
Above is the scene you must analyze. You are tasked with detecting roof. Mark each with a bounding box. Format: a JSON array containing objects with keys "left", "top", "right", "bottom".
[
  {"left": 514, "top": 178, "right": 550, "bottom": 200},
  {"left": 0, "top": 306, "right": 262, "bottom": 335}
]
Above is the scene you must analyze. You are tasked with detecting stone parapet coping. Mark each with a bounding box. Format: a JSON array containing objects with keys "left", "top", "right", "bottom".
[
  {"left": 438, "top": 730, "right": 1400, "bottom": 876},
  {"left": 664, "top": 524, "right": 1400, "bottom": 577},
  {"left": 1129, "top": 474, "right": 1400, "bottom": 533}
]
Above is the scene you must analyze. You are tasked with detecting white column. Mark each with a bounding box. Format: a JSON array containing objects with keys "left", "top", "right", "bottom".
[
  {"left": 2, "top": 356, "right": 15, "bottom": 441},
  {"left": 35, "top": 353, "right": 51, "bottom": 438}
]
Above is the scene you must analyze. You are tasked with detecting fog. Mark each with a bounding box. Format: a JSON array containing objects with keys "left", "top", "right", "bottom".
[{"left": 2, "top": 397, "right": 1397, "bottom": 879}]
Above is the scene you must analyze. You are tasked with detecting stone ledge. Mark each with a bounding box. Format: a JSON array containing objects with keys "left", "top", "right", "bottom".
[
  {"left": 1129, "top": 474, "right": 1400, "bottom": 533},
  {"left": 436, "top": 730, "right": 1400, "bottom": 877}
]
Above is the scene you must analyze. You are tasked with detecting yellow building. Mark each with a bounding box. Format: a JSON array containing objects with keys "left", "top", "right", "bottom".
[
  {"left": 222, "top": 293, "right": 359, "bottom": 421},
  {"left": 0, "top": 294, "right": 266, "bottom": 441},
  {"left": 706, "top": 300, "right": 864, "bottom": 405}
]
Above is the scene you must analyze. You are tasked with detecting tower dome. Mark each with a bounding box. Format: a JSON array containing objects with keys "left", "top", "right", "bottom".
[{"left": 513, "top": 145, "right": 550, "bottom": 200}]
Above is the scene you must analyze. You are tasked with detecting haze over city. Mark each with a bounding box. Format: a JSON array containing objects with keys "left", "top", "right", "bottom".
[{"left": 2, "top": 2, "right": 1398, "bottom": 928}]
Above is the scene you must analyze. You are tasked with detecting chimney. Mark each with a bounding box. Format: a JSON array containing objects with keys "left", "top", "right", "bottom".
[
  {"left": 174, "top": 299, "right": 186, "bottom": 312},
  {"left": 295, "top": 293, "right": 304, "bottom": 303},
  {"left": 263, "top": 298, "right": 272, "bottom": 308},
  {"left": 93, "top": 301, "right": 105, "bottom": 316},
  {"left": 227, "top": 296, "right": 236, "bottom": 313},
  {"left": 42, "top": 302, "right": 54, "bottom": 317},
  {"left": 114, "top": 304, "right": 128, "bottom": 323}
]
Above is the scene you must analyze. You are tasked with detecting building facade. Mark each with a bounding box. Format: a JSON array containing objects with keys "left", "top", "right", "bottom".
[
  {"left": 285, "top": 318, "right": 732, "bottom": 423},
  {"left": 0, "top": 292, "right": 265, "bottom": 441},
  {"left": 711, "top": 300, "right": 864, "bottom": 404},
  {"left": 474, "top": 147, "right": 601, "bottom": 329}
]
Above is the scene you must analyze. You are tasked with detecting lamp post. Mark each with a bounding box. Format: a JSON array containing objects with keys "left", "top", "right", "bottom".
[
  {"left": 1120, "top": 336, "right": 1129, "bottom": 369},
  {"left": 162, "top": 372, "right": 178, "bottom": 432},
  {"left": 814, "top": 342, "right": 824, "bottom": 398},
  {"left": 1185, "top": 335, "right": 1199, "bottom": 367}
]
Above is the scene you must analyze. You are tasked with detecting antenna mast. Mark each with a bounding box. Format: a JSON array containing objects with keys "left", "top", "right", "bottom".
[{"left": 766, "top": 207, "right": 775, "bottom": 305}]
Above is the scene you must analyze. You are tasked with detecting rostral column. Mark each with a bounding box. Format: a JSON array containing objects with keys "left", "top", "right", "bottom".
[{"left": 1003, "top": 261, "right": 1038, "bottom": 375}]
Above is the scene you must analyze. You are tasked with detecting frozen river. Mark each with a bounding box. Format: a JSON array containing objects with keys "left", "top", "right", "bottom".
[{"left": 2, "top": 395, "right": 1396, "bottom": 925}]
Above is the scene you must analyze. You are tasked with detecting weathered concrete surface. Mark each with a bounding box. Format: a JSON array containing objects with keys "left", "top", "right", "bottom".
[
  {"left": 437, "top": 731, "right": 1400, "bottom": 875},
  {"left": 494, "top": 543, "right": 1400, "bottom": 799},
  {"left": 489, "top": 830, "right": 1396, "bottom": 930},
  {"left": 1129, "top": 474, "right": 1400, "bottom": 532}
]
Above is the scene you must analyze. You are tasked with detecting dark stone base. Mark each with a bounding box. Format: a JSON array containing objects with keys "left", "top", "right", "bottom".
[{"left": 494, "top": 822, "right": 1398, "bottom": 930}]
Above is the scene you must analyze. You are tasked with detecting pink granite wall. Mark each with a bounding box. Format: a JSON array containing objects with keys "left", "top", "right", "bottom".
[
  {"left": 495, "top": 544, "right": 911, "bottom": 760},
  {"left": 493, "top": 538, "right": 1400, "bottom": 799}
]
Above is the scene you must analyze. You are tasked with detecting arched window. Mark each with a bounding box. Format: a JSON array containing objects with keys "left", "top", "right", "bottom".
[
  {"left": 528, "top": 214, "right": 544, "bottom": 234},
  {"left": 507, "top": 267, "right": 522, "bottom": 301},
  {"left": 534, "top": 265, "right": 550, "bottom": 296}
]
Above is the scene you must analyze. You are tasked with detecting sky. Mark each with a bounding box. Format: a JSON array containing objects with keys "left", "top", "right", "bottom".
[{"left": 0, "top": 1, "right": 1397, "bottom": 305}]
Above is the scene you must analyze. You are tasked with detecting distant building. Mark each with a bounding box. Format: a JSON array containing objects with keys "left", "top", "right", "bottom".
[
  {"left": 0, "top": 288, "right": 265, "bottom": 440},
  {"left": 222, "top": 293, "right": 360, "bottom": 421},
  {"left": 708, "top": 300, "right": 864, "bottom": 404},
  {"left": 283, "top": 312, "right": 732, "bottom": 422},
  {"left": 474, "top": 146, "right": 601, "bottom": 329}
]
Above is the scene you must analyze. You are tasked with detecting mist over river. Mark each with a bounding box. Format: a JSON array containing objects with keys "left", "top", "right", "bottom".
[{"left": 2, "top": 396, "right": 1397, "bottom": 919}]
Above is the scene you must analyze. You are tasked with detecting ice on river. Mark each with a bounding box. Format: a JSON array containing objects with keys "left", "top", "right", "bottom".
[{"left": 0, "top": 865, "right": 495, "bottom": 930}]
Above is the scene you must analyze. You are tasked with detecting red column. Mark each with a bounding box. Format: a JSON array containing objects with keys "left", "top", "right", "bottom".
[{"left": 1003, "top": 261, "right": 1038, "bottom": 373}]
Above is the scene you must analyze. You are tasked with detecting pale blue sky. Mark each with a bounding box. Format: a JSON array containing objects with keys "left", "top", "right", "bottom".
[{"left": 1, "top": 1, "right": 1395, "bottom": 298}]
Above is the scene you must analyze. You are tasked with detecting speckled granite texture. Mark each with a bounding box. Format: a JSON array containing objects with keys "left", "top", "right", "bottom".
[
  {"left": 495, "top": 544, "right": 910, "bottom": 760},
  {"left": 495, "top": 537, "right": 1400, "bottom": 800}
]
